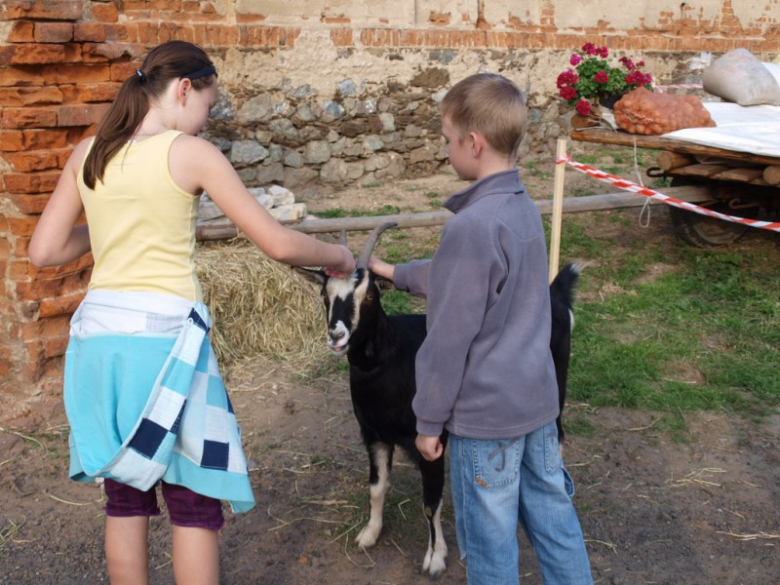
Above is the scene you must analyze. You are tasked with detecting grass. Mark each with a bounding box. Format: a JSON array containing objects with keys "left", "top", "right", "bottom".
[{"left": 563, "top": 231, "right": 779, "bottom": 425}]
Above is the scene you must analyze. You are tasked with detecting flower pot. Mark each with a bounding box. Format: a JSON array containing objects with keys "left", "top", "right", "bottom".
[
  {"left": 598, "top": 93, "right": 624, "bottom": 110},
  {"left": 570, "top": 113, "right": 600, "bottom": 129}
]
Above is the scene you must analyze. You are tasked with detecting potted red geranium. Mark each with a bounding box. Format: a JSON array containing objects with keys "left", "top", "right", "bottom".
[{"left": 558, "top": 42, "right": 654, "bottom": 118}]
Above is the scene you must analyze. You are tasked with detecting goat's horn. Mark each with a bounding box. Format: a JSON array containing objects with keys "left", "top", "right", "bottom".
[
  {"left": 337, "top": 229, "right": 347, "bottom": 246},
  {"left": 357, "top": 222, "right": 398, "bottom": 269}
]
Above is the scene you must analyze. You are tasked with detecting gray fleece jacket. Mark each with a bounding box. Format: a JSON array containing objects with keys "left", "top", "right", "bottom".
[{"left": 394, "top": 168, "right": 559, "bottom": 440}]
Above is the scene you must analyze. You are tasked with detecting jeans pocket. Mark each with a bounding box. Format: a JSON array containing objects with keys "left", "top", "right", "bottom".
[
  {"left": 543, "top": 422, "right": 562, "bottom": 476},
  {"left": 471, "top": 438, "right": 521, "bottom": 489}
]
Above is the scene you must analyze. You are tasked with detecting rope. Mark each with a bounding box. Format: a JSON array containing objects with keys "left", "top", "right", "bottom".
[{"left": 562, "top": 159, "right": 780, "bottom": 233}]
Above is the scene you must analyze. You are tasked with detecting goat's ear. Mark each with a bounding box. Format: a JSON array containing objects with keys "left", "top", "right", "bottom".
[
  {"left": 374, "top": 275, "right": 396, "bottom": 292},
  {"left": 291, "top": 266, "right": 326, "bottom": 286}
]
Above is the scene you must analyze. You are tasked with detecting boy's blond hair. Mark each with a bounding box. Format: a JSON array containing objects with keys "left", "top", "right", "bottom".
[{"left": 440, "top": 73, "right": 528, "bottom": 159}]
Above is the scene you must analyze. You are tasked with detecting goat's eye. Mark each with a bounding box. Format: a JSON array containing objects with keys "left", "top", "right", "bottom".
[{"left": 364, "top": 293, "right": 374, "bottom": 302}]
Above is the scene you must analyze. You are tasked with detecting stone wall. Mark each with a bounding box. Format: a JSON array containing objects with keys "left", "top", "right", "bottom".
[{"left": 1, "top": 0, "right": 778, "bottom": 423}]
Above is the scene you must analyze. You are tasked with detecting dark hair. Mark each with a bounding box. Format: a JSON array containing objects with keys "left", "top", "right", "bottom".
[
  {"left": 83, "top": 41, "right": 217, "bottom": 189},
  {"left": 441, "top": 73, "right": 527, "bottom": 159}
]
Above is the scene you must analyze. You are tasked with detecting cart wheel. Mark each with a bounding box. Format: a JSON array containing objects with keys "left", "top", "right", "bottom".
[{"left": 667, "top": 180, "right": 757, "bottom": 247}]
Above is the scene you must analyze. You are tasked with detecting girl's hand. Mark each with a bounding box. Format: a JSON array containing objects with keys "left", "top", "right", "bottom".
[{"left": 323, "top": 245, "right": 355, "bottom": 278}]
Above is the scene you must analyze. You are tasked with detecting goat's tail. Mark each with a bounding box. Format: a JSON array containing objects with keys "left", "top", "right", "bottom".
[{"left": 550, "top": 262, "right": 581, "bottom": 312}]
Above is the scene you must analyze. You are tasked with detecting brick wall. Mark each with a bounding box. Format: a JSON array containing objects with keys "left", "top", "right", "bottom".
[{"left": 1, "top": 0, "right": 778, "bottom": 425}]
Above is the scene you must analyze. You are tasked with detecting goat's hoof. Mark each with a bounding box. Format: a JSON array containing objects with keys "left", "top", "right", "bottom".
[
  {"left": 422, "top": 549, "right": 447, "bottom": 580},
  {"left": 354, "top": 524, "right": 380, "bottom": 548}
]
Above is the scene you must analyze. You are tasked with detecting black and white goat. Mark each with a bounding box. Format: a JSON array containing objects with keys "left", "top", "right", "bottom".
[{"left": 295, "top": 222, "right": 580, "bottom": 579}]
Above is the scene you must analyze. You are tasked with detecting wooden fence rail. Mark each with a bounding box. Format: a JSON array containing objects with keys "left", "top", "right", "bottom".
[{"left": 195, "top": 185, "right": 713, "bottom": 241}]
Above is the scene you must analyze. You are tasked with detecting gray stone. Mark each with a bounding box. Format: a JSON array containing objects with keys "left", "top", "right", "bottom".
[
  {"left": 378, "top": 112, "right": 395, "bottom": 132},
  {"left": 237, "top": 93, "right": 273, "bottom": 123},
  {"left": 409, "top": 144, "right": 436, "bottom": 164},
  {"left": 339, "top": 79, "right": 357, "bottom": 96},
  {"left": 362, "top": 135, "right": 384, "bottom": 151},
  {"left": 230, "top": 140, "right": 269, "bottom": 165},
  {"left": 237, "top": 167, "right": 256, "bottom": 183},
  {"left": 267, "top": 185, "right": 296, "bottom": 207},
  {"left": 269, "top": 203, "right": 307, "bottom": 222},
  {"left": 268, "top": 144, "right": 283, "bottom": 162},
  {"left": 305, "top": 140, "right": 332, "bottom": 164},
  {"left": 292, "top": 84, "right": 312, "bottom": 99},
  {"left": 283, "top": 150, "right": 305, "bottom": 168},
  {"left": 365, "top": 154, "right": 390, "bottom": 172},
  {"left": 295, "top": 104, "right": 316, "bottom": 122},
  {"left": 404, "top": 124, "right": 423, "bottom": 138},
  {"left": 255, "top": 130, "right": 273, "bottom": 145},
  {"left": 256, "top": 162, "right": 285, "bottom": 184},
  {"left": 283, "top": 168, "right": 319, "bottom": 189},
  {"left": 320, "top": 159, "right": 349, "bottom": 183},
  {"left": 326, "top": 129, "right": 340, "bottom": 143},
  {"left": 375, "top": 152, "right": 406, "bottom": 179},
  {"left": 321, "top": 101, "right": 345, "bottom": 122},
  {"left": 269, "top": 118, "right": 299, "bottom": 141},
  {"left": 210, "top": 90, "right": 234, "bottom": 121},
  {"left": 359, "top": 99, "right": 377, "bottom": 114}
]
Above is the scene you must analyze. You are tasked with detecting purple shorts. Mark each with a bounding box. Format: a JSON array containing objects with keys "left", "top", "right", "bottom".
[{"left": 104, "top": 479, "right": 224, "bottom": 531}]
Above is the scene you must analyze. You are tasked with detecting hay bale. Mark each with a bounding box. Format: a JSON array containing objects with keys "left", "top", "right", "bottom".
[{"left": 196, "top": 238, "right": 328, "bottom": 365}]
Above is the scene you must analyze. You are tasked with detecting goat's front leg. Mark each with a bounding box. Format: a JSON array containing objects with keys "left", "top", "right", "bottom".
[
  {"left": 420, "top": 451, "right": 448, "bottom": 578},
  {"left": 355, "top": 442, "right": 393, "bottom": 548}
]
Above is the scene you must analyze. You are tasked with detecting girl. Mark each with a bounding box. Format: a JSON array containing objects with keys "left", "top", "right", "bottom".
[{"left": 29, "top": 41, "right": 355, "bottom": 585}]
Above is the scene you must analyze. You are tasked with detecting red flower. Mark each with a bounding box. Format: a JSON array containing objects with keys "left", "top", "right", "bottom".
[
  {"left": 575, "top": 100, "right": 592, "bottom": 116},
  {"left": 556, "top": 70, "right": 578, "bottom": 88},
  {"left": 570, "top": 54, "right": 582, "bottom": 66},
  {"left": 594, "top": 71, "right": 609, "bottom": 84},
  {"left": 560, "top": 86, "right": 577, "bottom": 100}
]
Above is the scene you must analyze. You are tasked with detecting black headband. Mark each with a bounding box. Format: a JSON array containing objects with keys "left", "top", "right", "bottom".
[{"left": 185, "top": 65, "right": 217, "bottom": 80}]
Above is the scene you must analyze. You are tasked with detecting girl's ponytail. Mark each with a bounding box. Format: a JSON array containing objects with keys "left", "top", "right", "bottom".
[
  {"left": 82, "top": 41, "right": 215, "bottom": 189},
  {"left": 82, "top": 73, "right": 150, "bottom": 189}
]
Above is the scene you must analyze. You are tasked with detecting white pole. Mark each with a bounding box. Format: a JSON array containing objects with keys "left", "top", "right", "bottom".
[{"left": 549, "top": 138, "right": 567, "bottom": 282}]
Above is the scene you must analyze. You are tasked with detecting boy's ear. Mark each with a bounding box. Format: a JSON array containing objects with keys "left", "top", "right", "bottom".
[{"left": 469, "top": 131, "right": 485, "bottom": 157}]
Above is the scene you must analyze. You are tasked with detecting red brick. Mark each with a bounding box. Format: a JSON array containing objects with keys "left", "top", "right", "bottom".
[
  {"left": 0, "top": 44, "right": 67, "bottom": 66},
  {"left": 110, "top": 62, "right": 139, "bottom": 82},
  {"left": 74, "top": 82, "right": 121, "bottom": 103},
  {"left": 92, "top": 2, "right": 119, "bottom": 23},
  {"left": 34, "top": 23, "right": 74, "bottom": 43},
  {"left": 43, "top": 334, "right": 69, "bottom": 359},
  {"left": 331, "top": 29, "right": 353, "bottom": 47},
  {"left": 56, "top": 103, "right": 111, "bottom": 127},
  {"left": 4, "top": 148, "right": 70, "bottom": 173},
  {"left": 0, "top": 67, "right": 44, "bottom": 87},
  {"left": 0, "top": 108, "right": 58, "bottom": 129},
  {"left": 0, "top": 0, "right": 83, "bottom": 21},
  {"left": 7, "top": 21, "right": 35, "bottom": 43},
  {"left": 39, "top": 292, "right": 86, "bottom": 319},
  {"left": 82, "top": 42, "right": 145, "bottom": 62},
  {"left": 9, "top": 192, "right": 49, "bottom": 215},
  {"left": 4, "top": 171, "right": 60, "bottom": 195},
  {"left": 0, "top": 129, "right": 69, "bottom": 152},
  {"left": 0, "top": 86, "right": 64, "bottom": 107},
  {"left": 39, "top": 63, "right": 111, "bottom": 85},
  {"left": 73, "top": 23, "right": 107, "bottom": 43}
]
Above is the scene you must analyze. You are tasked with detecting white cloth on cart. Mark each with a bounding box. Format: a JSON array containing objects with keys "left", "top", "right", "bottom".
[{"left": 665, "top": 102, "right": 780, "bottom": 158}]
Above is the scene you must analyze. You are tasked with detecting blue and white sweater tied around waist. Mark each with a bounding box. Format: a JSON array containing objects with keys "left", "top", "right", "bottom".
[{"left": 65, "top": 290, "right": 255, "bottom": 513}]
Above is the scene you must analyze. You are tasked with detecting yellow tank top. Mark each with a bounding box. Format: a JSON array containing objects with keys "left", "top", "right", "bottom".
[{"left": 77, "top": 130, "right": 202, "bottom": 302}]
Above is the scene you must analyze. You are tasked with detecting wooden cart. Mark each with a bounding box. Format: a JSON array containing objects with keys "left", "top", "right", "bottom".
[{"left": 571, "top": 127, "right": 780, "bottom": 246}]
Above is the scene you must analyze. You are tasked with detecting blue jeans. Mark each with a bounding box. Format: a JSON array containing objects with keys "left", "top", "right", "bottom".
[{"left": 449, "top": 421, "right": 593, "bottom": 585}]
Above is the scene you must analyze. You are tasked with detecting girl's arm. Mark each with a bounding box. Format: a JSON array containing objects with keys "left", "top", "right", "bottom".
[
  {"left": 28, "top": 140, "right": 92, "bottom": 267},
  {"left": 170, "top": 136, "right": 355, "bottom": 275}
]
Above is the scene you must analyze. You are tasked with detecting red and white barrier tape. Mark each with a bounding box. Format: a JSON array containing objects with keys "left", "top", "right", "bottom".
[{"left": 556, "top": 157, "right": 780, "bottom": 233}]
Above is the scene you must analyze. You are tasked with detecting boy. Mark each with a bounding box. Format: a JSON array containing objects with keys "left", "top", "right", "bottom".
[{"left": 370, "top": 73, "right": 593, "bottom": 585}]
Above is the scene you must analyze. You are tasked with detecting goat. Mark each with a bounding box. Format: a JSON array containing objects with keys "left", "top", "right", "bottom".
[{"left": 295, "top": 222, "right": 580, "bottom": 579}]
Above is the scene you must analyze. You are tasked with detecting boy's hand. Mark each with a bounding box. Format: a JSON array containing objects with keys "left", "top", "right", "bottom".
[
  {"left": 416, "top": 433, "right": 444, "bottom": 461},
  {"left": 368, "top": 256, "right": 394, "bottom": 281}
]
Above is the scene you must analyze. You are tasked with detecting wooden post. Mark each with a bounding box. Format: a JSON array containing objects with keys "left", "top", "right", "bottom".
[{"left": 549, "top": 139, "right": 566, "bottom": 282}]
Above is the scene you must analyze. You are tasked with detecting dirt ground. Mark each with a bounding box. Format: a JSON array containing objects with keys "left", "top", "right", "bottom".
[{"left": 2, "top": 152, "right": 779, "bottom": 584}]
